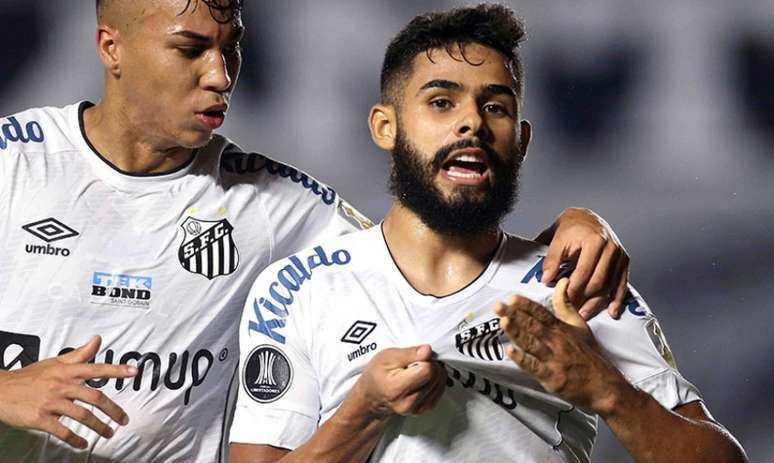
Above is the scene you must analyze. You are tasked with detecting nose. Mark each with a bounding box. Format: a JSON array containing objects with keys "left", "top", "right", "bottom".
[
  {"left": 454, "top": 101, "right": 489, "bottom": 140},
  {"left": 201, "top": 51, "right": 232, "bottom": 93}
]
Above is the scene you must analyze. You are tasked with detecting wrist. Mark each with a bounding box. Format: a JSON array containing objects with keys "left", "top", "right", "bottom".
[
  {"left": 592, "top": 372, "right": 646, "bottom": 419},
  {"left": 337, "top": 382, "right": 392, "bottom": 426}
]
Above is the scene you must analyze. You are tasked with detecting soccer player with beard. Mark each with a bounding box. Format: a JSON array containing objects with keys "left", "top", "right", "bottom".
[
  {"left": 230, "top": 5, "right": 747, "bottom": 463},
  {"left": 0, "top": 0, "right": 635, "bottom": 461}
]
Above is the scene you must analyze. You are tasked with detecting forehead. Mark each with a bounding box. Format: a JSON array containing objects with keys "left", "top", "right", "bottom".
[
  {"left": 405, "top": 44, "right": 514, "bottom": 94},
  {"left": 140, "top": 0, "right": 243, "bottom": 37}
]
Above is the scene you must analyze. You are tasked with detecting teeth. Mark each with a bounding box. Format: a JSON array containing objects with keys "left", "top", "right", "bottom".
[
  {"left": 447, "top": 169, "right": 482, "bottom": 179},
  {"left": 455, "top": 154, "right": 481, "bottom": 163}
]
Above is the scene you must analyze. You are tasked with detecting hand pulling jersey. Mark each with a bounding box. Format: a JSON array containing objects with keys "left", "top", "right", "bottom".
[
  {"left": 232, "top": 225, "right": 701, "bottom": 462},
  {"left": 0, "top": 102, "right": 369, "bottom": 462}
]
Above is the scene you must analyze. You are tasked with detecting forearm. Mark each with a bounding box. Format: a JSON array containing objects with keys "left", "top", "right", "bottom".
[
  {"left": 600, "top": 385, "right": 747, "bottom": 463},
  {"left": 276, "top": 389, "right": 388, "bottom": 463}
]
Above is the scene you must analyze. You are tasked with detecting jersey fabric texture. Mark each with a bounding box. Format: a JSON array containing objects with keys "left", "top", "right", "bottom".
[
  {"left": 0, "top": 102, "right": 365, "bottom": 462},
  {"left": 232, "top": 225, "right": 701, "bottom": 462}
]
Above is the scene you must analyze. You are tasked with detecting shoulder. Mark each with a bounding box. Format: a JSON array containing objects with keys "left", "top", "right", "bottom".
[
  {"left": 243, "top": 228, "right": 379, "bottom": 346},
  {"left": 218, "top": 142, "right": 338, "bottom": 207},
  {"left": 490, "top": 233, "right": 555, "bottom": 302},
  {"left": 256, "top": 227, "right": 378, "bottom": 288},
  {"left": 0, "top": 103, "right": 79, "bottom": 155}
]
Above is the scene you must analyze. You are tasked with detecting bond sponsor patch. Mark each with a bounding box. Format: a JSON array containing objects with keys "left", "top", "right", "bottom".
[
  {"left": 455, "top": 317, "right": 504, "bottom": 361},
  {"left": 90, "top": 272, "right": 153, "bottom": 309},
  {"left": 243, "top": 345, "right": 293, "bottom": 403},
  {"left": 178, "top": 216, "right": 239, "bottom": 280}
]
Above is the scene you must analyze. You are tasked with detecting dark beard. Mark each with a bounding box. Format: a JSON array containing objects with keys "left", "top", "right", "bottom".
[{"left": 388, "top": 129, "right": 522, "bottom": 238}]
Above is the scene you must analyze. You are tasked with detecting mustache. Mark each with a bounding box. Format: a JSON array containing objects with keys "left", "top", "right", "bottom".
[{"left": 431, "top": 139, "right": 502, "bottom": 171}]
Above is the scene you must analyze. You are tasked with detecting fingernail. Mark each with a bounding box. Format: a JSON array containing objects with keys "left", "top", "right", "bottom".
[
  {"left": 106, "top": 427, "right": 114, "bottom": 438},
  {"left": 126, "top": 366, "right": 138, "bottom": 375},
  {"left": 120, "top": 415, "right": 129, "bottom": 426}
]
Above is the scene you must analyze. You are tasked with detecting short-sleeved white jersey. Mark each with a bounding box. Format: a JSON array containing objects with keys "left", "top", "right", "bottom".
[
  {"left": 0, "top": 102, "right": 368, "bottom": 462},
  {"left": 232, "top": 225, "right": 701, "bottom": 462}
]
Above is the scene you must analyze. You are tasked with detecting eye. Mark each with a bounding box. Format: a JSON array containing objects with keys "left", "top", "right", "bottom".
[
  {"left": 483, "top": 103, "right": 509, "bottom": 116},
  {"left": 178, "top": 46, "right": 205, "bottom": 59},
  {"left": 430, "top": 98, "right": 452, "bottom": 110}
]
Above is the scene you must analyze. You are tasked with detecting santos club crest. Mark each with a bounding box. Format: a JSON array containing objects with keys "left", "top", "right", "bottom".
[{"left": 178, "top": 216, "right": 239, "bottom": 280}]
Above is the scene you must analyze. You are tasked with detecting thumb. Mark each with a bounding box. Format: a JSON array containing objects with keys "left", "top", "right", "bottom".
[
  {"left": 60, "top": 335, "right": 102, "bottom": 364},
  {"left": 387, "top": 345, "right": 433, "bottom": 368},
  {"left": 552, "top": 279, "right": 588, "bottom": 330}
]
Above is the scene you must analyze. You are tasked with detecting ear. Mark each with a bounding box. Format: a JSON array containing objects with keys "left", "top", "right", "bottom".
[
  {"left": 368, "top": 104, "right": 397, "bottom": 151},
  {"left": 96, "top": 24, "right": 122, "bottom": 78},
  {"left": 518, "top": 119, "right": 532, "bottom": 159}
]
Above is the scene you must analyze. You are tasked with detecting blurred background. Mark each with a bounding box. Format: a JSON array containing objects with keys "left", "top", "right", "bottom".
[{"left": 1, "top": 0, "right": 771, "bottom": 460}]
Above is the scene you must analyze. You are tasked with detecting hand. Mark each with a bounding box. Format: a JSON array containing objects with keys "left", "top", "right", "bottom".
[
  {"left": 535, "top": 207, "right": 630, "bottom": 319},
  {"left": 0, "top": 336, "right": 137, "bottom": 449},
  {"left": 495, "top": 279, "right": 628, "bottom": 414},
  {"left": 347, "top": 345, "right": 447, "bottom": 419}
]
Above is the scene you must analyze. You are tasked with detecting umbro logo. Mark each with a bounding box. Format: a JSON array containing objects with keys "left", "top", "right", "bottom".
[
  {"left": 22, "top": 218, "right": 79, "bottom": 243},
  {"left": 22, "top": 218, "right": 78, "bottom": 257},
  {"left": 341, "top": 321, "right": 376, "bottom": 344},
  {"left": 342, "top": 321, "right": 378, "bottom": 362}
]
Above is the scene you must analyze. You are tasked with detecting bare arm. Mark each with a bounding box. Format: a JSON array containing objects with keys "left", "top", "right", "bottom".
[
  {"left": 230, "top": 345, "right": 447, "bottom": 463},
  {"left": 496, "top": 279, "right": 747, "bottom": 463}
]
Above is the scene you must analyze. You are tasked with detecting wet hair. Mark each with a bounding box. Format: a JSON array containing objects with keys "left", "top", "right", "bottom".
[
  {"left": 380, "top": 3, "right": 526, "bottom": 105},
  {"left": 96, "top": 0, "right": 243, "bottom": 24}
]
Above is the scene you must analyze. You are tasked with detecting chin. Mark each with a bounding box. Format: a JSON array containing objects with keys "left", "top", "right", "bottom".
[{"left": 179, "top": 130, "right": 214, "bottom": 149}]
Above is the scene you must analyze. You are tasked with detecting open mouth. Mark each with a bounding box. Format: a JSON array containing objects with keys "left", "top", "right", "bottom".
[{"left": 442, "top": 151, "right": 490, "bottom": 181}]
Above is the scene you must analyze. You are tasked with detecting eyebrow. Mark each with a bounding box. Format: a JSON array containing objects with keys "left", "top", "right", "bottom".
[
  {"left": 171, "top": 26, "right": 245, "bottom": 43},
  {"left": 417, "top": 79, "right": 516, "bottom": 98},
  {"left": 418, "top": 79, "right": 462, "bottom": 94},
  {"left": 485, "top": 84, "right": 516, "bottom": 98}
]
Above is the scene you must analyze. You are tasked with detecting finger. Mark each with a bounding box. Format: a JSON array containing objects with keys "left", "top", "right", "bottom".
[
  {"left": 415, "top": 366, "right": 447, "bottom": 414},
  {"left": 577, "top": 296, "right": 609, "bottom": 321},
  {"left": 60, "top": 336, "right": 102, "bottom": 365},
  {"left": 70, "top": 363, "right": 138, "bottom": 381},
  {"left": 506, "top": 344, "right": 545, "bottom": 379},
  {"left": 565, "top": 241, "right": 604, "bottom": 300},
  {"left": 541, "top": 240, "right": 570, "bottom": 285},
  {"left": 54, "top": 401, "right": 114, "bottom": 439},
  {"left": 66, "top": 385, "right": 130, "bottom": 426},
  {"left": 552, "top": 278, "right": 588, "bottom": 330},
  {"left": 44, "top": 419, "right": 88, "bottom": 449},
  {"left": 572, "top": 242, "right": 617, "bottom": 305},
  {"left": 393, "top": 361, "right": 437, "bottom": 396},
  {"left": 495, "top": 295, "right": 551, "bottom": 324},
  {"left": 606, "top": 258, "right": 630, "bottom": 319},
  {"left": 509, "top": 295, "right": 555, "bottom": 326},
  {"left": 382, "top": 345, "right": 433, "bottom": 370},
  {"left": 501, "top": 319, "right": 550, "bottom": 359}
]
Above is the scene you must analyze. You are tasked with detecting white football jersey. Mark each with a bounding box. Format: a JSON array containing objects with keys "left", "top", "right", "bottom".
[
  {"left": 0, "top": 102, "right": 368, "bottom": 462},
  {"left": 232, "top": 225, "right": 701, "bottom": 462}
]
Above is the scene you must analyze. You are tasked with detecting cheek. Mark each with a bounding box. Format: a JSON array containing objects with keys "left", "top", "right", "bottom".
[{"left": 403, "top": 110, "right": 458, "bottom": 154}]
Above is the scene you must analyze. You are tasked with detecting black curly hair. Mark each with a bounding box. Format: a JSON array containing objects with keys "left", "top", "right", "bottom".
[
  {"left": 381, "top": 4, "right": 526, "bottom": 106},
  {"left": 96, "top": 0, "right": 243, "bottom": 24}
]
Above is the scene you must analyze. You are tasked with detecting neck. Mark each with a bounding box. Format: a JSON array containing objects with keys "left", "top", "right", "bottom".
[
  {"left": 382, "top": 202, "right": 501, "bottom": 297},
  {"left": 83, "top": 98, "right": 195, "bottom": 174}
]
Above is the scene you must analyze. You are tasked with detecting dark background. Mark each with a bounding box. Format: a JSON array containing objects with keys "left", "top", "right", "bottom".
[{"left": 1, "top": 1, "right": 771, "bottom": 460}]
